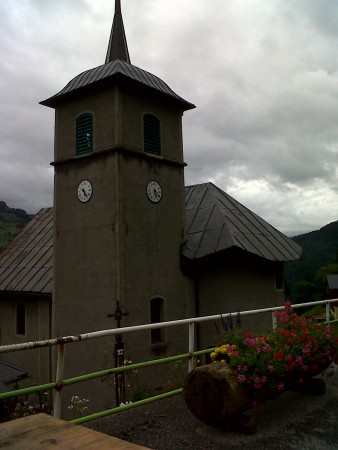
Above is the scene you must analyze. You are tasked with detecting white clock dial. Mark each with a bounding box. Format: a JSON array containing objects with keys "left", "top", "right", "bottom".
[
  {"left": 147, "top": 180, "right": 162, "bottom": 203},
  {"left": 77, "top": 180, "right": 93, "bottom": 203}
]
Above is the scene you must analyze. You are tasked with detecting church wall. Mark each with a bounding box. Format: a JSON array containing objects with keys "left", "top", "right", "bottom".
[
  {"left": 115, "top": 153, "right": 194, "bottom": 377},
  {"left": 0, "top": 295, "right": 51, "bottom": 386},
  {"left": 51, "top": 82, "right": 194, "bottom": 412},
  {"left": 196, "top": 258, "right": 285, "bottom": 351}
]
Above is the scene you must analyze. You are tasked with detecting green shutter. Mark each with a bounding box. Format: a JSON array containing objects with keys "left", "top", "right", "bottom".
[
  {"left": 76, "top": 113, "right": 93, "bottom": 155},
  {"left": 144, "top": 114, "right": 161, "bottom": 155}
]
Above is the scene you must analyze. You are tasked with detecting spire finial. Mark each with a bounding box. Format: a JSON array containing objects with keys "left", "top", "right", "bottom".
[{"left": 105, "top": 0, "right": 131, "bottom": 64}]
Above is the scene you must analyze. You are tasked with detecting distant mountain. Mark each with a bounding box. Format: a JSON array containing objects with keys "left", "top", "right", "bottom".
[
  {"left": 285, "top": 220, "right": 338, "bottom": 293},
  {"left": 0, "top": 201, "right": 33, "bottom": 249}
]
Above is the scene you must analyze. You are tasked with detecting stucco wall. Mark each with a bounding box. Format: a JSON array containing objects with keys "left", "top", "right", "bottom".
[
  {"left": 195, "top": 255, "right": 286, "bottom": 350},
  {"left": 0, "top": 295, "right": 51, "bottom": 386}
]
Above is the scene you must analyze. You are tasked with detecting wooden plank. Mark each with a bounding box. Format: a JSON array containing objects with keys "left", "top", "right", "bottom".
[{"left": 0, "top": 413, "right": 150, "bottom": 449}]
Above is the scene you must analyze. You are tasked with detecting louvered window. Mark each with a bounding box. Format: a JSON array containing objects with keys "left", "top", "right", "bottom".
[
  {"left": 76, "top": 113, "right": 93, "bottom": 155},
  {"left": 144, "top": 114, "right": 161, "bottom": 155}
]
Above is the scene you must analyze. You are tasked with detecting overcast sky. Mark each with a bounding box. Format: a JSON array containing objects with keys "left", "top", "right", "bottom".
[{"left": 1, "top": 0, "right": 337, "bottom": 236}]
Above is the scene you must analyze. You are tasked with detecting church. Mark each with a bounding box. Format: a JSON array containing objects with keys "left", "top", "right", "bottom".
[{"left": 0, "top": 1, "right": 301, "bottom": 409}]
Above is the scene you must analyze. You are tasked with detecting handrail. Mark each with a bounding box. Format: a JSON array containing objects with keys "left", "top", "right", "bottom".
[
  {"left": 0, "top": 299, "right": 336, "bottom": 421},
  {"left": 0, "top": 299, "right": 336, "bottom": 354}
]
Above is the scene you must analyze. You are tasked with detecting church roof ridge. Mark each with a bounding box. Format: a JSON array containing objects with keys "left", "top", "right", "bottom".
[{"left": 105, "top": 0, "right": 130, "bottom": 64}]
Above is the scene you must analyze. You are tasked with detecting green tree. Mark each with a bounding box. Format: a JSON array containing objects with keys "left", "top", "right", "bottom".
[{"left": 293, "top": 280, "right": 316, "bottom": 304}]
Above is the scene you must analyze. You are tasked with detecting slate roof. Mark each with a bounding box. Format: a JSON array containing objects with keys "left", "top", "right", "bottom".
[
  {"left": 0, "top": 359, "right": 29, "bottom": 392},
  {"left": 327, "top": 274, "right": 338, "bottom": 290},
  {"left": 183, "top": 183, "right": 302, "bottom": 262},
  {"left": 40, "top": 60, "right": 195, "bottom": 111},
  {"left": 0, "top": 184, "right": 301, "bottom": 296},
  {"left": 0, "top": 208, "right": 53, "bottom": 295}
]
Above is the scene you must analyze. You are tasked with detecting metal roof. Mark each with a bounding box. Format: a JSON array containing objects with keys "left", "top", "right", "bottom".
[
  {"left": 0, "top": 208, "right": 53, "bottom": 295},
  {"left": 40, "top": 59, "right": 195, "bottom": 111},
  {"left": 327, "top": 274, "right": 338, "bottom": 290},
  {"left": 0, "top": 359, "right": 28, "bottom": 392},
  {"left": 0, "top": 184, "right": 301, "bottom": 296},
  {"left": 183, "top": 183, "right": 302, "bottom": 262}
]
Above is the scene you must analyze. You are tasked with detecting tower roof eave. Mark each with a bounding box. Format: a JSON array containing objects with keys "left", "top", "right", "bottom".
[{"left": 40, "top": 59, "right": 195, "bottom": 111}]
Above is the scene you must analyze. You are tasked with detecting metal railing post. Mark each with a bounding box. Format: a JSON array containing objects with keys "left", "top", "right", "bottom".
[
  {"left": 272, "top": 310, "right": 277, "bottom": 330},
  {"left": 53, "top": 344, "right": 65, "bottom": 419},
  {"left": 188, "top": 322, "right": 195, "bottom": 372},
  {"left": 325, "top": 301, "right": 330, "bottom": 322}
]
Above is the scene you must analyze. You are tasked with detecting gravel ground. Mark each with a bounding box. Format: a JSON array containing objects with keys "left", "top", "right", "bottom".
[{"left": 87, "top": 369, "right": 338, "bottom": 450}]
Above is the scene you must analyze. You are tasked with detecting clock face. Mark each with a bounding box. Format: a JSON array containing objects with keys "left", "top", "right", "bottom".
[
  {"left": 147, "top": 180, "right": 162, "bottom": 203},
  {"left": 77, "top": 180, "right": 93, "bottom": 203}
]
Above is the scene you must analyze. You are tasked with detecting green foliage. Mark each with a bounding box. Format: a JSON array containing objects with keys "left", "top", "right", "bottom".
[
  {"left": 0, "top": 201, "right": 32, "bottom": 249},
  {"left": 290, "top": 262, "right": 338, "bottom": 305},
  {"left": 0, "top": 392, "right": 49, "bottom": 422},
  {"left": 285, "top": 221, "right": 338, "bottom": 299}
]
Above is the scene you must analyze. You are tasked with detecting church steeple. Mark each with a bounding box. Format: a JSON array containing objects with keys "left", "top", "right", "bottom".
[{"left": 105, "top": 0, "right": 131, "bottom": 64}]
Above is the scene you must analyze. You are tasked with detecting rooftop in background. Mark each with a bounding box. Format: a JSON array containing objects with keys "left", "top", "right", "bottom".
[
  {"left": 0, "top": 208, "right": 53, "bottom": 295},
  {"left": 0, "top": 359, "right": 29, "bottom": 393},
  {"left": 327, "top": 274, "right": 338, "bottom": 290}
]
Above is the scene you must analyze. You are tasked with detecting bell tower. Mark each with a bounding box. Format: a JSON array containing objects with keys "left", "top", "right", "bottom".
[{"left": 41, "top": 0, "right": 195, "bottom": 397}]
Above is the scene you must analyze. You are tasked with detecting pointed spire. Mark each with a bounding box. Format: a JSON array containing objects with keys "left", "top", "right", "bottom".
[{"left": 105, "top": 0, "right": 131, "bottom": 64}]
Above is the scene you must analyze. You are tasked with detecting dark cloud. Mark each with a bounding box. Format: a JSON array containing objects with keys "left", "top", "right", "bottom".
[{"left": 0, "top": 0, "right": 337, "bottom": 235}]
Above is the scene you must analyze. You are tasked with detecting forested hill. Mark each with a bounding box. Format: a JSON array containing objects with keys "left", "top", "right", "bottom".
[
  {"left": 0, "top": 201, "right": 33, "bottom": 249},
  {"left": 285, "top": 220, "right": 338, "bottom": 291}
]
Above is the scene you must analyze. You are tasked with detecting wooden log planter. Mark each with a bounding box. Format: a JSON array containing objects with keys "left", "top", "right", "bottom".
[
  {"left": 183, "top": 362, "right": 327, "bottom": 434},
  {"left": 183, "top": 303, "right": 337, "bottom": 433}
]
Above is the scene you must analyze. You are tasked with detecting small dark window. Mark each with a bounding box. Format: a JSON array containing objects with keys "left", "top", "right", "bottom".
[
  {"left": 16, "top": 302, "right": 26, "bottom": 335},
  {"left": 76, "top": 113, "right": 93, "bottom": 155},
  {"left": 150, "top": 297, "right": 164, "bottom": 344},
  {"left": 144, "top": 114, "right": 161, "bottom": 155},
  {"left": 276, "top": 263, "right": 284, "bottom": 290}
]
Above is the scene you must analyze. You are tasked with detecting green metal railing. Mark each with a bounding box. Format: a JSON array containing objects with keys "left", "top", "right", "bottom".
[
  {"left": 0, "top": 348, "right": 213, "bottom": 424},
  {"left": 0, "top": 298, "right": 337, "bottom": 424}
]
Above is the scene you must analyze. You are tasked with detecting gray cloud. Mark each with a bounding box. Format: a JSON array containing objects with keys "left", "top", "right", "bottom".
[{"left": 0, "top": 0, "right": 337, "bottom": 236}]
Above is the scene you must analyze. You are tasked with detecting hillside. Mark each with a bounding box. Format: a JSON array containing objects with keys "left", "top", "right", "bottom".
[
  {"left": 0, "top": 201, "right": 33, "bottom": 249},
  {"left": 284, "top": 220, "right": 338, "bottom": 293}
]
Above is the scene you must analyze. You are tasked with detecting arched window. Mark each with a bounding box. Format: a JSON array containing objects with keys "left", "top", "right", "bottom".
[
  {"left": 76, "top": 113, "right": 93, "bottom": 155},
  {"left": 143, "top": 114, "right": 161, "bottom": 155},
  {"left": 150, "top": 297, "right": 165, "bottom": 344},
  {"left": 16, "top": 302, "right": 26, "bottom": 335}
]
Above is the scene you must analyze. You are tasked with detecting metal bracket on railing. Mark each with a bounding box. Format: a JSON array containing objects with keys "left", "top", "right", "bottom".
[
  {"left": 53, "top": 344, "right": 65, "bottom": 419},
  {"left": 188, "top": 323, "right": 195, "bottom": 372}
]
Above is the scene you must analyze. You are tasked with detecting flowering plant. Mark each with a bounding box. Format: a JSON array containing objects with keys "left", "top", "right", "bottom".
[{"left": 210, "top": 302, "right": 338, "bottom": 407}]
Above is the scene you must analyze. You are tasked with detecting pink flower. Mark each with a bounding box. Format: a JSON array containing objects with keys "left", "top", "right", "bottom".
[
  {"left": 237, "top": 374, "right": 247, "bottom": 382},
  {"left": 277, "top": 381, "right": 285, "bottom": 391},
  {"left": 295, "top": 356, "right": 303, "bottom": 365},
  {"left": 245, "top": 338, "right": 257, "bottom": 346}
]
